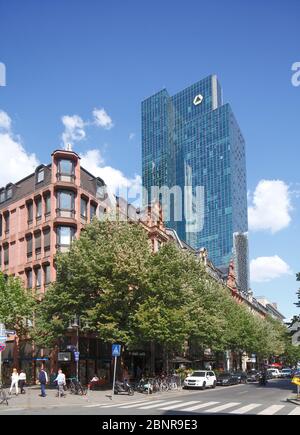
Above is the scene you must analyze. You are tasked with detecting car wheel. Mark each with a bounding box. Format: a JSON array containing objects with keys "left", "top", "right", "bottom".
[
  {"left": 212, "top": 381, "right": 216, "bottom": 389},
  {"left": 200, "top": 382, "right": 206, "bottom": 390}
]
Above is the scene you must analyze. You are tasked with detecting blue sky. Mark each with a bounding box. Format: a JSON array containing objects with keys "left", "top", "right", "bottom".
[{"left": 0, "top": 0, "right": 299, "bottom": 318}]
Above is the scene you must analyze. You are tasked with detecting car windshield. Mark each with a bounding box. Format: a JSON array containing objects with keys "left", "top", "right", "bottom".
[{"left": 191, "top": 371, "right": 206, "bottom": 377}]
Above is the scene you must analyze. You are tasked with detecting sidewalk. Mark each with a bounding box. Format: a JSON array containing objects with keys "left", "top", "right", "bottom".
[{"left": 0, "top": 385, "right": 190, "bottom": 410}]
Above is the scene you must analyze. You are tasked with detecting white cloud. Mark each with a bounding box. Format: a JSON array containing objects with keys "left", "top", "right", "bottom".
[
  {"left": 129, "top": 132, "right": 135, "bottom": 140},
  {"left": 248, "top": 180, "right": 292, "bottom": 233},
  {"left": 61, "top": 114, "right": 86, "bottom": 149},
  {"left": 92, "top": 108, "right": 114, "bottom": 130},
  {"left": 0, "top": 111, "right": 12, "bottom": 131},
  {"left": 80, "top": 149, "right": 141, "bottom": 196},
  {"left": 0, "top": 110, "right": 39, "bottom": 186},
  {"left": 250, "top": 255, "right": 292, "bottom": 282}
]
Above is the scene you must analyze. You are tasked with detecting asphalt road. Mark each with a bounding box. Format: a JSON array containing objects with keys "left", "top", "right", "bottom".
[{"left": 0, "top": 378, "right": 298, "bottom": 415}]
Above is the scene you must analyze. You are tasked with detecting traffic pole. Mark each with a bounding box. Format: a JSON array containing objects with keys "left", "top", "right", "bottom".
[{"left": 112, "top": 356, "right": 117, "bottom": 400}]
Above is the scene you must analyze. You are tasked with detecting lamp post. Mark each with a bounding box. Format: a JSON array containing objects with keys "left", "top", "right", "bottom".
[
  {"left": 68, "top": 316, "right": 80, "bottom": 382},
  {"left": 67, "top": 316, "right": 90, "bottom": 382}
]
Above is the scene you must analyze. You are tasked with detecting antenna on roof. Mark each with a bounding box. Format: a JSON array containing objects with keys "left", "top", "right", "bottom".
[{"left": 66, "top": 143, "right": 73, "bottom": 152}]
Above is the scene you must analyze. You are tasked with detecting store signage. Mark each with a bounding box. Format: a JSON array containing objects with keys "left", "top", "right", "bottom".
[{"left": 58, "top": 352, "right": 71, "bottom": 362}]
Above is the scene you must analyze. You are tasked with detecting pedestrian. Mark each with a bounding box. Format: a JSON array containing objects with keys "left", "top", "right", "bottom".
[
  {"left": 54, "top": 369, "right": 66, "bottom": 397},
  {"left": 18, "top": 369, "right": 26, "bottom": 394},
  {"left": 9, "top": 368, "right": 19, "bottom": 396},
  {"left": 38, "top": 367, "right": 48, "bottom": 397}
]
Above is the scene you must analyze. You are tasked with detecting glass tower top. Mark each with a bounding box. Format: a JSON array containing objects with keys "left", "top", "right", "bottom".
[{"left": 142, "top": 75, "right": 248, "bottom": 268}]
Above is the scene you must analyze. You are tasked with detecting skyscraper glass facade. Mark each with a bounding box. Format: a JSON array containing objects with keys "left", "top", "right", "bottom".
[{"left": 142, "top": 75, "right": 248, "bottom": 268}]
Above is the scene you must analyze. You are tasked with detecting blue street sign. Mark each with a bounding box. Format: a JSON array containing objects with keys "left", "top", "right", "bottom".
[
  {"left": 112, "top": 344, "right": 121, "bottom": 357},
  {"left": 74, "top": 352, "right": 80, "bottom": 362}
]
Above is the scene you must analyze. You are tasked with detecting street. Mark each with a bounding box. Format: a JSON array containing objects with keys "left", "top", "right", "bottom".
[{"left": 0, "top": 379, "right": 299, "bottom": 415}]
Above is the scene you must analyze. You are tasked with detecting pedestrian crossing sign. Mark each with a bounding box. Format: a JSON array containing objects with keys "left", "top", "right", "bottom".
[{"left": 112, "top": 344, "right": 121, "bottom": 357}]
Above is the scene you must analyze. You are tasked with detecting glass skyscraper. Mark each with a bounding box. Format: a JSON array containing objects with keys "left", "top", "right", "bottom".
[{"left": 142, "top": 75, "right": 248, "bottom": 269}]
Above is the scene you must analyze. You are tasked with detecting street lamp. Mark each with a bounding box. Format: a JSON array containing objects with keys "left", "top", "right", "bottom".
[
  {"left": 67, "top": 316, "right": 91, "bottom": 382},
  {"left": 68, "top": 316, "right": 80, "bottom": 382}
]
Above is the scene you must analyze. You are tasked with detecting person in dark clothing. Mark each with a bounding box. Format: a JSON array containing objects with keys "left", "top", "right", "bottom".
[{"left": 38, "top": 368, "right": 48, "bottom": 397}]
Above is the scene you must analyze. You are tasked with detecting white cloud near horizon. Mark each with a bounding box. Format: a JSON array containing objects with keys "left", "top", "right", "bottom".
[
  {"left": 80, "top": 149, "right": 141, "bottom": 196},
  {"left": 250, "top": 255, "right": 292, "bottom": 283},
  {"left": 248, "top": 179, "right": 292, "bottom": 233},
  {"left": 0, "top": 110, "right": 39, "bottom": 186}
]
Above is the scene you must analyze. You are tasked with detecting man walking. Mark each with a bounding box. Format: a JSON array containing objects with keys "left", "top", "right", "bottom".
[
  {"left": 19, "top": 369, "right": 26, "bottom": 394},
  {"left": 38, "top": 367, "right": 48, "bottom": 397},
  {"left": 54, "top": 369, "right": 66, "bottom": 397}
]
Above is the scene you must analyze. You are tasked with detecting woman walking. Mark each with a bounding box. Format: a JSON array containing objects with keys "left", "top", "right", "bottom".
[{"left": 9, "top": 368, "right": 19, "bottom": 395}]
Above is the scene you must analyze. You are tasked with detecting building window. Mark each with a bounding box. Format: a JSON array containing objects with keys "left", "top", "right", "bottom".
[
  {"left": 27, "top": 202, "right": 33, "bottom": 225},
  {"left": 57, "top": 226, "right": 75, "bottom": 252},
  {"left": 90, "top": 204, "right": 97, "bottom": 220},
  {"left": 35, "top": 268, "right": 42, "bottom": 290},
  {"left": 57, "top": 190, "right": 75, "bottom": 218},
  {"left": 43, "top": 228, "right": 51, "bottom": 254},
  {"left": 45, "top": 194, "right": 51, "bottom": 217},
  {"left": 4, "top": 212, "right": 9, "bottom": 235},
  {"left": 37, "top": 168, "right": 44, "bottom": 183},
  {"left": 0, "top": 190, "right": 5, "bottom": 203},
  {"left": 3, "top": 244, "right": 9, "bottom": 266},
  {"left": 80, "top": 197, "right": 88, "bottom": 220},
  {"left": 96, "top": 182, "right": 106, "bottom": 200},
  {"left": 36, "top": 198, "right": 42, "bottom": 222},
  {"left": 6, "top": 186, "right": 12, "bottom": 200},
  {"left": 26, "top": 235, "right": 33, "bottom": 259},
  {"left": 57, "top": 159, "right": 75, "bottom": 182},
  {"left": 44, "top": 265, "right": 51, "bottom": 286},
  {"left": 35, "top": 231, "right": 41, "bottom": 260},
  {"left": 26, "top": 270, "right": 33, "bottom": 289}
]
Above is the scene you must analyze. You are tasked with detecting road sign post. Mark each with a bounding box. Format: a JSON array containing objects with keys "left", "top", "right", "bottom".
[
  {"left": 0, "top": 323, "right": 6, "bottom": 388},
  {"left": 111, "top": 344, "right": 121, "bottom": 400}
]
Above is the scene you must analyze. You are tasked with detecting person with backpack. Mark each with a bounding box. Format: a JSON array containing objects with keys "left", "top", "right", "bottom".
[{"left": 38, "top": 367, "right": 48, "bottom": 397}]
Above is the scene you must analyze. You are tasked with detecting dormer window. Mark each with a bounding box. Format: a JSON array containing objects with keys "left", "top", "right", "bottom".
[
  {"left": 37, "top": 168, "right": 44, "bottom": 183},
  {"left": 0, "top": 190, "right": 5, "bottom": 203},
  {"left": 6, "top": 186, "right": 12, "bottom": 200}
]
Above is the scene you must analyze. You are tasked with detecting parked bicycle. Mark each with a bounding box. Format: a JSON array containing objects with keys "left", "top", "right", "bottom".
[{"left": 66, "top": 378, "right": 87, "bottom": 396}]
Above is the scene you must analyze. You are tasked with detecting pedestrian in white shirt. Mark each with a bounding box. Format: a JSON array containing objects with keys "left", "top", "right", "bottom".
[
  {"left": 54, "top": 369, "right": 66, "bottom": 397},
  {"left": 9, "top": 368, "right": 19, "bottom": 395}
]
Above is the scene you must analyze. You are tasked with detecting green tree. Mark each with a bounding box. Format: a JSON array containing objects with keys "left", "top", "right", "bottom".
[
  {"left": 34, "top": 217, "right": 151, "bottom": 347},
  {"left": 0, "top": 272, "right": 35, "bottom": 335}
]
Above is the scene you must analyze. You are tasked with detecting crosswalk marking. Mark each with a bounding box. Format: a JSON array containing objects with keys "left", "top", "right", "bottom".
[
  {"left": 230, "top": 403, "right": 261, "bottom": 414},
  {"left": 139, "top": 400, "right": 180, "bottom": 410},
  {"left": 84, "top": 403, "right": 109, "bottom": 408},
  {"left": 288, "top": 407, "right": 300, "bottom": 415},
  {"left": 179, "top": 401, "right": 219, "bottom": 412},
  {"left": 159, "top": 400, "right": 200, "bottom": 411},
  {"left": 257, "top": 405, "right": 285, "bottom": 415},
  {"left": 204, "top": 402, "right": 240, "bottom": 413},
  {"left": 100, "top": 399, "right": 150, "bottom": 408},
  {"left": 119, "top": 400, "right": 156, "bottom": 409}
]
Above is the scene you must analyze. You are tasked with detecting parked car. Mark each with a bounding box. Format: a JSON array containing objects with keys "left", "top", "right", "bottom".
[
  {"left": 216, "top": 372, "right": 239, "bottom": 386},
  {"left": 280, "top": 368, "right": 293, "bottom": 378},
  {"left": 183, "top": 370, "right": 217, "bottom": 390},
  {"left": 246, "top": 370, "right": 260, "bottom": 382},
  {"left": 233, "top": 371, "right": 248, "bottom": 384},
  {"left": 267, "top": 368, "right": 281, "bottom": 378}
]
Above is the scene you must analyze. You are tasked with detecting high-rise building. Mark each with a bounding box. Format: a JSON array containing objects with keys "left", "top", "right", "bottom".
[
  {"left": 233, "top": 232, "right": 249, "bottom": 294},
  {"left": 142, "top": 75, "right": 248, "bottom": 268}
]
